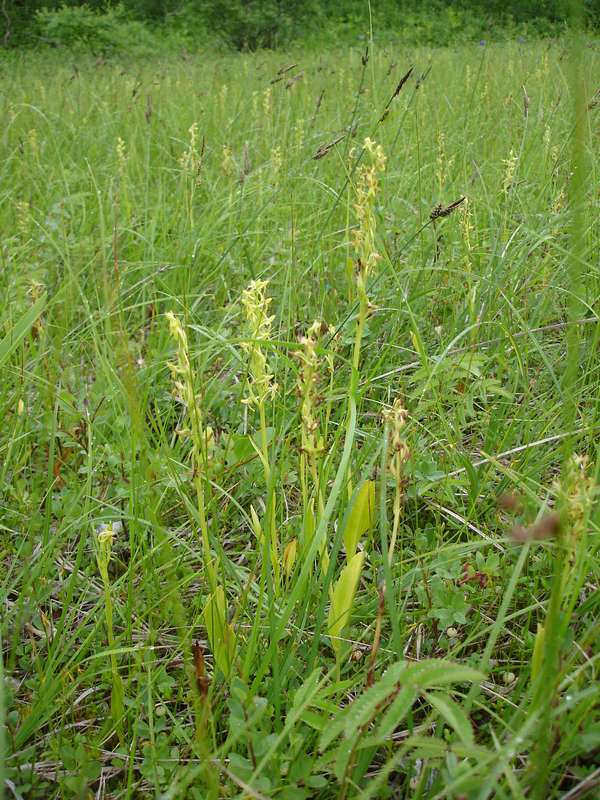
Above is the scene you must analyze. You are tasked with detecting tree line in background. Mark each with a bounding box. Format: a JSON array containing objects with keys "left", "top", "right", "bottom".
[{"left": 1, "top": 0, "right": 597, "bottom": 50}]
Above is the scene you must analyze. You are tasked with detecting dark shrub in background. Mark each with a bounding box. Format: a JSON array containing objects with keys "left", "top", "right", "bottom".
[{"left": 1, "top": 0, "right": 598, "bottom": 50}]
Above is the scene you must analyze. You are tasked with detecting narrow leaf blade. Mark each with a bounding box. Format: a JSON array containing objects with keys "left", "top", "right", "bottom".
[
  {"left": 203, "top": 587, "right": 236, "bottom": 677},
  {"left": 343, "top": 480, "right": 375, "bottom": 557},
  {"left": 426, "top": 691, "right": 474, "bottom": 746},
  {"left": 0, "top": 293, "right": 47, "bottom": 369}
]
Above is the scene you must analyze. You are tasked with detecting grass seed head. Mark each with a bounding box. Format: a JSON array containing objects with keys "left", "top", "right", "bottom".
[
  {"left": 27, "top": 128, "right": 39, "bottom": 160},
  {"left": 543, "top": 124, "right": 551, "bottom": 153},
  {"left": 559, "top": 454, "right": 595, "bottom": 547},
  {"left": 241, "top": 279, "right": 277, "bottom": 407},
  {"left": 352, "top": 137, "right": 386, "bottom": 286},
  {"left": 116, "top": 136, "right": 127, "bottom": 173},
  {"left": 179, "top": 122, "right": 202, "bottom": 179},
  {"left": 221, "top": 144, "right": 234, "bottom": 176},
  {"left": 166, "top": 312, "right": 214, "bottom": 464},
  {"left": 435, "top": 131, "right": 454, "bottom": 190},
  {"left": 95, "top": 522, "right": 116, "bottom": 583},
  {"left": 502, "top": 148, "right": 518, "bottom": 194},
  {"left": 383, "top": 398, "right": 410, "bottom": 483},
  {"left": 166, "top": 312, "right": 194, "bottom": 408},
  {"left": 294, "top": 118, "right": 305, "bottom": 150},
  {"left": 271, "top": 145, "right": 283, "bottom": 175},
  {"left": 16, "top": 200, "right": 30, "bottom": 237},
  {"left": 283, "top": 537, "right": 297, "bottom": 579},
  {"left": 295, "top": 320, "right": 331, "bottom": 459},
  {"left": 263, "top": 86, "right": 272, "bottom": 116}
]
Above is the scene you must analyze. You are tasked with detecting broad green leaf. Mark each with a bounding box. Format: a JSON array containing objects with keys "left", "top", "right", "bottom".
[
  {"left": 301, "top": 709, "right": 328, "bottom": 731},
  {"left": 327, "top": 551, "right": 364, "bottom": 655},
  {"left": 0, "top": 293, "right": 47, "bottom": 369},
  {"left": 249, "top": 504, "right": 264, "bottom": 544},
  {"left": 228, "top": 752, "right": 253, "bottom": 781},
  {"left": 283, "top": 537, "right": 297, "bottom": 579},
  {"left": 343, "top": 480, "right": 375, "bottom": 557},
  {"left": 303, "top": 501, "right": 315, "bottom": 550},
  {"left": 581, "top": 722, "right": 600, "bottom": 751},
  {"left": 371, "top": 684, "right": 418, "bottom": 741},
  {"left": 227, "top": 433, "right": 254, "bottom": 465},
  {"left": 303, "top": 501, "right": 329, "bottom": 572},
  {"left": 203, "top": 587, "right": 236, "bottom": 677},
  {"left": 425, "top": 691, "right": 474, "bottom": 746}
]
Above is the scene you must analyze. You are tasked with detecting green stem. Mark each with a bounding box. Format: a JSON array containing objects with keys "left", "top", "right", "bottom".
[
  {"left": 352, "top": 285, "right": 368, "bottom": 378},
  {"left": 388, "top": 489, "right": 401, "bottom": 563},
  {"left": 194, "top": 467, "right": 216, "bottom": 594},
  {"left": 100, "top": 569, "right": 125, "bottom": 742},
  {"left": 259, "top": 400, "right": 279, "bottom": 589}
]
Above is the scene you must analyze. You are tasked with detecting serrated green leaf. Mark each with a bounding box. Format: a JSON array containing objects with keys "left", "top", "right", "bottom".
[
  {"left": 343, "top": 480, "right": 375, "bottom": 557},
  {"left": 372, "top": 684, "right": 418, "bottom": 741},
  {"left": 318, "top": 660, "right": 481, "bottom": 751},
  {"left": 402, "top": 734, "right": 448, "bottom": 758},
  {"left": 342, "top": 662, "right": 410, "bottom": 737},
  {"left": 425, "top": 691, "right": 474, "bottom": 746},
  {"left": 318, "top": 706, "right": 352, "bottom": 752},
  {"left": 319, "top": 662, "right": 408, "bottom": 752},
  {"left": 333, "top": 731, "right": 359, "bottom": 781},
  {"left": 401, "top": 659, "right": 484, "bottom": 689}
]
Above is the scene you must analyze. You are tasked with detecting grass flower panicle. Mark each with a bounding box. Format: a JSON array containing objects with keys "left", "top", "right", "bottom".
[
  {"left": 166, "top": 312, "right": 215, "bottom": 586},
  {"left": 241, "top": 279, "right": 277, "bottom": 408},
  {"left": 352, "top": 137, "right": 386, "bottom": 289},
  {"left": 179, "top": 121, "right": 202, "bottom": 176},
  {"left": 350, "top": 138, "right": 386, "bottom": 378},
  {"left": 221, "top": 143, "right": 234, "bottom": 176},
  {"left": 116, "top": 136, "right": 126, "bottom": 173},
  {"left": 241, "top": 278, "right": 280, "bottom": 587},
  {"left": 295, "top": 319, "right": 329, "bottom": 461},
  {"left": 502, "top": 148, "right": 518, "bottom": 194},
  {"left": 166, "top": 312, "right": 237, "bottom": 681},
  {"left": 294, "top": 320, "right": 332, "bottom": 563},
  {"left": 558, "top": 454, "right": 595, "bottom": 601}
]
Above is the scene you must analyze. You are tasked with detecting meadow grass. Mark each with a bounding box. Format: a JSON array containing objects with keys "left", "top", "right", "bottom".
[{"left": 1, "top": 35, "right": 599, "bottom": 799}]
